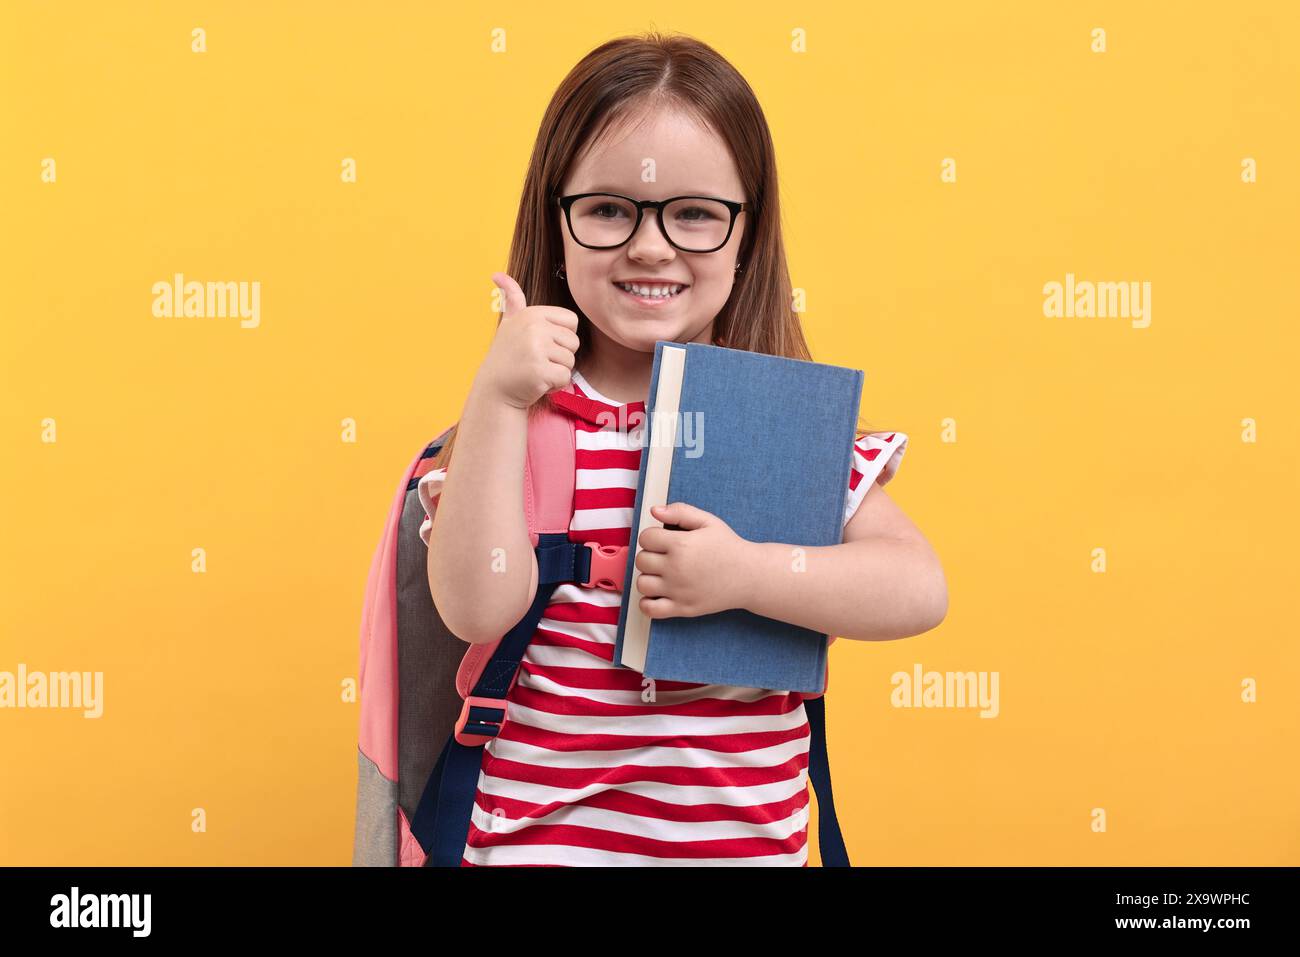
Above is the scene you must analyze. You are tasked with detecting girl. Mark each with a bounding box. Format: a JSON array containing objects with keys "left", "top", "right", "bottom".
[{"left": 422, "top": 32, "right": 947, "bottom": 866}]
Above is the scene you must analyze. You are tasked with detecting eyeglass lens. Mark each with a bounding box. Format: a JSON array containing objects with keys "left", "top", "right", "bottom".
[{"left": 568, "top": 195, "right": 732, "bottom": 251}]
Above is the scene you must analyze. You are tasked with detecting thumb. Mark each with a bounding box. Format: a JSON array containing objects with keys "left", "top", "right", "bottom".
[
  {"left": 651, "top": 502, "right": 712, "bottom": 531},
  {"left": 491, "top": 271, "right": 528, "bottom": 318}
]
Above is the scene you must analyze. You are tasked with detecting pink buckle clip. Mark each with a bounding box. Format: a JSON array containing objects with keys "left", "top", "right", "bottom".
[
  {"left": 581, "top": 541, "right": 627, "bottom": 592},
  {"left": 454, "top": 695, "right": 508, "bottom": 747}
]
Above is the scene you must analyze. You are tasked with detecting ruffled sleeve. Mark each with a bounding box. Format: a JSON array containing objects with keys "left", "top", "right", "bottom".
[
  {"left": 416, "top": 466, "right": 447, "bottom": 547},
  {"left": 843, "top": 431, "right": 908, "bottom": 527}
]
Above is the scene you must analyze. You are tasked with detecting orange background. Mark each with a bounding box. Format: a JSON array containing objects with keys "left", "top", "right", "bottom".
[{"left": 1, "top": 1, "right": 1296, "bottom": 864}]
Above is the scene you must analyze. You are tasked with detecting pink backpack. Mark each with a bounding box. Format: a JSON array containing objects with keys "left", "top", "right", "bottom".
[{"left": 352, "top": 388, "right": 849, "bottom": 866}]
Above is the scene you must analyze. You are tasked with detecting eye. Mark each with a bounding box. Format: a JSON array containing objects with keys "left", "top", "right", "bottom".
[
  {"left": 591, "top": 202, "right": 629, "bottom": 220},
  {"left": 674, "top": 205, "right": 720, "bottom": 223}
]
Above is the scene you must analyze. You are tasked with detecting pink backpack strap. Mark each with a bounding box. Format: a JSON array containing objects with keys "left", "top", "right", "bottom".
[
  {"left": 524, "top": 396, "right": 579, "bottom": 542},
  {"left": 453, "top": 395, "right": 576, "bottom": 700}
]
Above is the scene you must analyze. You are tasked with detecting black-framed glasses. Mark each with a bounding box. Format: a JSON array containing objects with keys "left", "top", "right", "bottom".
[{"left": 554, "top": 191, "right": 748, "bottom": 254}]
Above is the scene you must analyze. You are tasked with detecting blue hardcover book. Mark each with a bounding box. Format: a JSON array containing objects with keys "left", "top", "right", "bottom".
[{"left": 612, "top": 341, "right": 865, "bottom": 694}]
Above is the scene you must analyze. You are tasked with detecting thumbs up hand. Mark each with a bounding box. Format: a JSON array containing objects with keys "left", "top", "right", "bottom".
[{"left": 476, "top": 272, "right": 582, "bottom": 411}]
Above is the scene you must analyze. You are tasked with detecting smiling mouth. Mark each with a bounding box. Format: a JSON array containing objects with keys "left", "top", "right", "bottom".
[{"left": 612, "top": 281, "right": 689, "bottom": 305}]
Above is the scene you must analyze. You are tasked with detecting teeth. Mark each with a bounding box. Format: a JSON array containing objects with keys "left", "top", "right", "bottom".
[{"left": 616, "top": 282, "right": 684, "bottom": 298}]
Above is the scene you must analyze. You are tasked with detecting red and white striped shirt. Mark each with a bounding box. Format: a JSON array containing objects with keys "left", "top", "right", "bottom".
[{"left": 417, "top": 368, "right": 907, "bottom": 866}]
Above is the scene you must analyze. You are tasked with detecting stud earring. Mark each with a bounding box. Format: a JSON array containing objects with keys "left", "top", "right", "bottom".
[
  {"left": 734, "top": 262, "right": 743, "bottom": 274},
  {"left": 554, "top": 262, "right": 567, "bottom": 279}
]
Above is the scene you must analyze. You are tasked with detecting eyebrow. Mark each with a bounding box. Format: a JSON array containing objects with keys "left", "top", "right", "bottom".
[{"left": 578, "top": 185, "right": 725, "bottom": 197}]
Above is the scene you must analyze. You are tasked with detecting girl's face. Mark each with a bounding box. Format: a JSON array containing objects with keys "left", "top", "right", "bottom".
[{"left": 557, "top": 107, "right": 747, "bottom": 358}]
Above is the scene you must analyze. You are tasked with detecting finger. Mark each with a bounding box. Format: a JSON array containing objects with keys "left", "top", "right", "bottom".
[
  {"left": 639, "top": 595, "right": 680, "bottom": 620},
  {"left": 638, "top": 526, "right": 670, "bottom": 553},
  {"left": 550, "top": 327, "right": 580, "bottom": 353},
  {"left": 634, "top": 549, "right": 665, "bottom": 574},
  {"left": 543, "top": 307, "right": 580, "bottom": 332},
  {"left": 492, "top": 272, "right": 528, "bottom": 318},
  {"left": 547, "top": 347, "right": 575, "bottom": 370},
  {"left": 651, "top": 502, "right": 712, "bottom": 531},
  {"left": 635, "top": 572, "right": 666, "bottom": 598},
  {"left": 544, "top": 363, "right": 572, "bottom": 392}
]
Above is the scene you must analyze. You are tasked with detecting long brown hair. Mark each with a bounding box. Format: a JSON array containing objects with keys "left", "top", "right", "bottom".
[{"left": 434, "top": 30, "right": 880, "bottom": 470}]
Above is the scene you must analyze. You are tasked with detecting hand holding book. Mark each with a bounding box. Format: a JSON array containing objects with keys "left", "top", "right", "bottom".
[
  {"left": 612, "top": 341, "right": 866, "bottom": 693},
  {"left": 633, "top": 501, "right": 756, "bottom": 619}
]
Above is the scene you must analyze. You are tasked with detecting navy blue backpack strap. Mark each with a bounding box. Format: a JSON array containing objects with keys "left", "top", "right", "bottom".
[
  {"left": 804, "top": 694, "right": 850, "bottom": 866},
  {"left": 410, "top": 532, "right": 589, "bottom": 865}
]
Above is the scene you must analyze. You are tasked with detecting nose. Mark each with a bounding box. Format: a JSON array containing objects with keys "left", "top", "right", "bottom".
[{"left": 626, "top": 206, "right": 675, "bottom": 263}]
